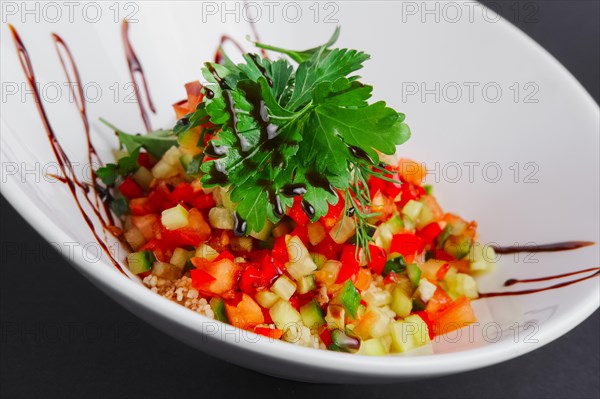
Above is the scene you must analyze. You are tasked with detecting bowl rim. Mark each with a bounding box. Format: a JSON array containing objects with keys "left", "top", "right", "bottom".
[{"left": 1, "top": 10, "right": 599, "bottom": 378}]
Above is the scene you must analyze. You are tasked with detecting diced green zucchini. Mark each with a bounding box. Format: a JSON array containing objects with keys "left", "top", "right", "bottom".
[
  {"left": 402, "top": 199, "right": 423, "bottom": 221},
  {"left": 412, "top": 297, "right": 427, "bottom": 311},
  {"left": 331, "top": 329, "right": 360, "bottom": 353},
  {"left": 151, "top": 261, "right": 182, "bottom": 280},
  {"left": 359, "top": 338, "right": 387, "bottom": 356},
  {"left": 334, "top": 280, "right": 361, "bottom": 318},
  {"left": 179, "top": 153, "right": 193, "bottom": 171},
  {"left": 169, "top": 248, "right": 194, "bottom": 269},
  {"left": 210, "top": 297, "right": 230, "bottom": 323},
  {"left": 127, "top": 251, "right": 155, "bottom": 274},
  {"left": 423, "top": 185, "right": 433, "bottom": 195},
  {"left": 297, "top": 274, "right": 317, "bottom": 295},
  {"left": 406, "top": 263, "right": 422, "bottom": 289},
  {"left": 389, "top": 315, "right": 431, "bottom": 353},
  {"left": 391, "top": 285, "right": 413, "bottom": 317},
  {"left": 310, "top": 253, "right": 327, "bottom": 269},
  {"left": 300, "top": 300, "right": 325, "bottom": 329},
  {"left": 271, "top": 275, "right": 297, "bottom": 301},
  {"left": 255, "top": 290, "right": 280, "bottom": 308}
]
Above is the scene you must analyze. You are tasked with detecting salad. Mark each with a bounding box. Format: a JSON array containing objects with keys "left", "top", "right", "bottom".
[{"left": 97, "top": 29, "right": 496, "bottom": 355}]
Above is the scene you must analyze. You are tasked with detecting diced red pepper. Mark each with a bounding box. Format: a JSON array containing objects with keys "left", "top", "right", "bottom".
[
  {"left": 288, "top": 197, "right": 309, "bottom": 226},
  {"left": 336, "top": 244, "right": 360, "bottom": 283},
  {"left": 319, "top": 328, "right": 333, "bottom": 347},
  {"left": 254, "top": 326, "right": 283, "bottom": 339},
  {"left": 367, "top": 244, "right": 387, "bottom": 274},
  {"left": 129, "top": 198, "right": 156, "bottom": 215},
  {"left": 367, "top": 166, "right": 402, "bottom": 199},
  {"left": 261, "top": 306, "right": 274, "bottom": 324},
  {"left": 168, "top": 182, "right": 194, "bottom": 205},
  {"left": 118, "top": 177, "right": 144, "bottom": 199},
  {"left": 140, "top": 238, "right": 171, "bottom": 262},
  {"left": 214, "top": 251, "right": 235, "bottom": 262},
  {"left": 239, "top": 264, "right": 261, "bottom": 295},
  {"left": 290, "top": 225, "right": 309, "bottom": 245},
  {"left": 137, "top": 152, "right": 153, "bottom": 169},
  {"left": 390, "top": 233, "right": 425, "bottom": 257},
  {"left": 397, "top": 182, "right": 426, "bottom": 208},
  {"left": 147, "top": 184, "right": 174, "bottom": 211},
  {"left": 320, "top": 196, "right": 345, "bottom": 230},
  {"left": 272, "top": 236, "right": 288, "bottom": 265},
  {"left": 288, "top": 296, "right": 300, "bottom": 311},
  {"left": 418, "top": 222, "right": 442, "bottom": 246},
  {"left": 312, "top": 234, "right": 342, "bottom": 260},
  {"left": 192, "top": 193, "right": 216, "bottom": 210},
  {"left": 190, "top": 268, "right": 216, "bottom": 286},
  {"left": 431, "top": 248, "right": 457, "bottom": 262}
]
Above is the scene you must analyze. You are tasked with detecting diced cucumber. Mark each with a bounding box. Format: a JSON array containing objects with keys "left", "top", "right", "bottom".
[
  {"left": 402, "top": 199, "right": 423, "bottom": 222},
  {"left": 373, "top": 216, "right": 404, "bottom": 251},
  {"left": 255, "top": 290, "right": 280, "bottom": 308},
  {"left": 152, "top": 159, "right": 179, "bottom": 179},
  {"left": 353, "top": 307, "right": 392, "bottom": 339},
  {"left": 271, "top": 275, "right": 297, "bottom": 301},
  {"left": 314, "top": 260, "right": 342, "bottom": 286},
  {"left": 406, "top": 263, "right": 422, "bottom": 289},
  {"left": 436, "top": 225, "right": 452, "bottom": 248},
  {"left": 329, "top": 216, "right": 356, "bottom": 244},
  {"left": 470, "top": 244, "right": 497, "bottom": 272},
  {"left": 124, "top": 226, "right": 145, "bottom": 251},
  {"left": 151, "top": 261, "right": 182, "bottom": 280},
  {"left": 300, "top": 300, "right": 326, "bottom": 329},
  {"left": 208, "top": 207, "right": 234, "bottom": 230},
  {"left": 382, "top": 254, "right": 406, "bottom": 276},
  {"left": 310, "top": 253, "right": 327, "bottom": 269},
  {"left": 387, "top": 215, "right": 405, "bottom": 233},
  {"left": 127, "top": 251, "right": 155, "bottom": 274},
  {"left": 362, "top": 289, "right": 392, "bottom": 307},
  {"left": 331, "top": 329, "right": 360, "bottom": 353},
  {"left": 161, "top": 204, "right": 189, "bottom": 230},
  {"left": 269, "top": 300, "right": 302, "bottom": 331},
  {"left": 444, "top": 236, "right": 472, "bottom": 260},
  {"left": 334, "top": 280, "right": 361, "bottom": 318},
  {"left": 325, "top": 305, "right": 345, "bottom": 330},
  {"left": 416, "top": 200, "right": 435, "bottom": 229},
  {"left": 412, "top": 297, "right": 427, "bottom": 311},
  {"left": 389, "top": 315, "right": 431, "bottom": 353},
  {"left": 445, "top": 273, "right": 479, "bottom": 299},
  {"left": 132, "top": 166, "right": 153, "bottom": 191},
  {"left": 195, "top": 243, "right": 219, "bottom": 261},
  {"left": 391, "top": 285, "right": 413, "bottom": 317},
  {"left": 423, "top": 185, "right": 433, "bottom": 195},
  {"left": 297, "top": 274, "right": 317, "bottom": 295},
  {"left": 169, "top": 248, "right": 194, "bottom": 269},
  {"left": 307, "top": 222, "right": 327, "bottom": 246},
  {"left": 179, "top": 153, "right": 193, "bottom": 171},
  {"left": 210, "top": 297, "right": 229, "bottom": 323},
  {"left": 249, "top": 220, "right": 273, "bottom": 241},
  {"left": 359, "top": 338, "right": 387, "bottom": 356},
  {"left": 285, "top": 236, "right": 317, "bottom": 280},
  {"left": 231, "top": 236, "right": 253, "bottom": 252}
]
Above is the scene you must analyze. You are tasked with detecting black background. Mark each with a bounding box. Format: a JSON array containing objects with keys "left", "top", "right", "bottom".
[{"left": 1, "top": 1, "right": 599, "bottom": 398}]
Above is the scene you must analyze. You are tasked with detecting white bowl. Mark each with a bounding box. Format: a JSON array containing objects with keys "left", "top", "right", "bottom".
[{"left": 1, "top": 1, "right": 598, "bottom": 383}]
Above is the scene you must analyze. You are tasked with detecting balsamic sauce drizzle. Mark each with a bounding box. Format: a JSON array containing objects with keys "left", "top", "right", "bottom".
[
  {"left": 8, "top": 25, "right": 126, "bottom": 275},
  {"left": 491, "top": 241, "right": 594, "bottom": 254},
  {"left": 122, "top": 20, "right": 156, "bottom": 132}
]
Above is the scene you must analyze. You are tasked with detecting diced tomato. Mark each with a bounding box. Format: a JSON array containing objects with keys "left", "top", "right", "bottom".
[
  {"left": 272, "top": 236, "right": 288, "bottom": 265},
  {"left": 168, "top": 182, "right": 194, "bottom": 205},
  {"left": 397, "top": 182, "right": 426, "bottom": 208},
  {"left": 288, "top": 296, "right": 300, "bottom": 311},
  {"left": 147, "top": 184, "right": 174, "bottom": 211},
  {"left": 261, "top": 306, "right": 274, "bottom": 324},
  {"left": 189, "top": 268, "right": 216, "bottom": 286},
  {"left": 118, "top": 177, "right": 144, "bottom": 199},
  {"left": 312, "top": 234, "right": 342, "bottom": 260},
  {"left": 136, "top": 152, "right": 154, "bottom": 169},
  {"left": 131, "top": 214, "right": 160, "bottom": 241},
  {"left": 390, "top": 233, "right": 425, "bottom": 257},
  {"left": 431, "top": 248, "right": 457, "bottom": 262},
  {"left": 192, "top": 193, "right": 216, "bottom": 210},
  {"left": 159, "top": 208, "right": 211, "bottom": 247},
  {"left": 336, "top": 244, "right": 360, "bottom": 283},
  {"left": 418, "top": 222, "right": 442, "bottom": 246},
  {"left": 254, "top": 326, "right": 283, "bottom": 340},
  {"left": 140, "top": 238, "right": 171, "bottom": 262},
  {"left": 239, "top": 264, "right": 261, "bottom": 295},
  {"left": 190, "top": 257, "right": 242, "bottom": 296},
  {"left": 320, "top": 196, "right": 345, "bottom": 230},
  {"left": 429, "top": 296, "right": 477, "bottom": 336},
  {"left": 367, "top": 166, "right": 402, "bottom": 199},
  {"left": 129, "top": 198, "right": 156, "bottom": 215},
  {"left": 414, "top": 311, "right": 435, "bottom": 340},
  {"left": 224, "top": 293, "right": 264, "bottom": 329},
  {"left": 367, "top": 244, "right": 387, "bottom": 274},
  {"left": 436, "top": 262, "right": 451, "bottom": 280},
  {"left": 397, "top": 158, "right": 427, "bottom": 185},
  {"left": 425, "top": 287, "right": 453, "bottom": 314},
  {"left": 288, "top": 197, "right": 309, "bottom": 226},
  {"left": 214, "top": 250, "right": 235, "bottom": 262},
  {"left": 354, "top": 267, "right": 372, "bottom": 291}
]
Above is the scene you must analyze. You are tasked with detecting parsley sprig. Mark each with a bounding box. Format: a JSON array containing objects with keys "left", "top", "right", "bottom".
[{"left": 176, "top": 28, "right": 411, "bottom": 255}]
